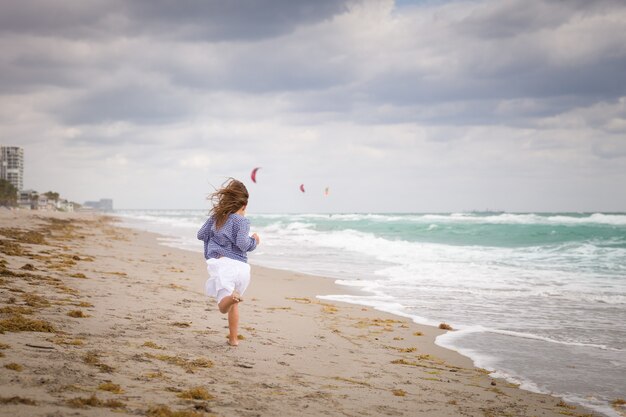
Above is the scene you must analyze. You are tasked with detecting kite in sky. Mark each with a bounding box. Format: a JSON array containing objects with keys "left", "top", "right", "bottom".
[
  {"left": 324, "top": 187, "right": 330, "bottom": 196},
  {"left": 300, "top": 184, "right": 305, "bottom": 193},
  {"left": 251, "top": 167, "right": 261, "bottom": 183}
]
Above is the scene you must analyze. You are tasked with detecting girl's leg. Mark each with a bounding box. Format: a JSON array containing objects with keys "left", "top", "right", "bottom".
[
  {"left": 218, "top": 290, "right": 241, "bottom": 314},
  {"left": 227, "top": 303, "right": 240, "bottom": 346}
]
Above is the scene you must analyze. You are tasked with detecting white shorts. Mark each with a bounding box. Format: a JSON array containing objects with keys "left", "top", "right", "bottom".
[{"left": 204, "top": 257, "right": 251, "bottom": 304}]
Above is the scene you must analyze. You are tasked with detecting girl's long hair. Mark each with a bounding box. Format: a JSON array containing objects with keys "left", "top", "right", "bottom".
[{"left": 209, "top": 178, "right": 249, "bottom": 230}]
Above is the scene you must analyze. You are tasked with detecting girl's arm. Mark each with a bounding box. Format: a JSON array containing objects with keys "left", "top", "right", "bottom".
[
  {"left": 234, "top": 217, "right": 257, "bottom": 252},
  {"left": 197, "top": 217, "right": 214, "bottom": 242}
]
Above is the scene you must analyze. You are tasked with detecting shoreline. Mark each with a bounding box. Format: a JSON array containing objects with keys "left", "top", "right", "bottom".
[{"left": 0, "top": 210, "right": 603, "bottom": 416}]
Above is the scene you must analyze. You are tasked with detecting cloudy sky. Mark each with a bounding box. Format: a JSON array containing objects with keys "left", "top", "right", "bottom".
[{"left": 2, "top": 0, "right": 625, "bottom": 212}]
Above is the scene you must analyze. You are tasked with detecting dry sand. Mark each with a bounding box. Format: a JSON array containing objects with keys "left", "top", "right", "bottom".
[{"left": 0, "top": 210, "right": 600, "bottom": 416}]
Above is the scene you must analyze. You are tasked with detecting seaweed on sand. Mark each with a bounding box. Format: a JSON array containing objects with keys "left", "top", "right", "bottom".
[
  {"left": 147, "top": 405, "right": 208, "bottom": 417},
  {"left": 67, "top": 310, "right": 87, "bottom": 318},
  {"left": 83, "top": 351, "right": 115, "bottom": 373},
  {"left": 4, "top": 362, "right": 23, "bottom": 371},
  {"left": 177, "top": 387, "right": 214, "bottom": 400},
  {"left": 0, "top": 313, "right": 55, "bottom": 333},
  {"left": 98, "top": 382, "right": 123, "bottom": 394},
  {"left": 0, "top": 396, "right": 37, "bottom": 405},
  {"left": 143, "top": 341, "right": 165, "bottom": 350},
  {"left": 66, "top": 394, "right": 125, "bottom": 409},
  {"left": 144, "top": 353, "right": 213, "bottom": 372},
  {"left": 0, "top": 228, "right": 47, "bottom": 245},
  {"left": 21, "top": 292, "right": 51, "bottom": 307},
  {"left": 0, "top": 240, "right": 27, "bottom": 256}
]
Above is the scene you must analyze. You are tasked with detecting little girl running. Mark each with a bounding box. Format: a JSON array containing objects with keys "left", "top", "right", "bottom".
[{"left": 197, "top": 178, "right": 260, "bottom": 346}]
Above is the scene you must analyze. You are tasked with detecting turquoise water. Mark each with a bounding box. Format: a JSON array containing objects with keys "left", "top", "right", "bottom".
[{"left": 116, "top": 211, "right": 626, "bottom": 416}]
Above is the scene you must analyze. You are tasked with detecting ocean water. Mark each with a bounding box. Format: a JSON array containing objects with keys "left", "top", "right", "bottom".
[{"left": 115, "top": 210, "right": 626, "bottom": 416}]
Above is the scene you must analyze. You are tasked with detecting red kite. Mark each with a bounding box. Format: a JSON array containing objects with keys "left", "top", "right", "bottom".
[
  {"left": 251, "top": 167, "right": 261, "bottom": 183},
  {"left": 300, "top": 184, "right": 305, "bottom": 193}
]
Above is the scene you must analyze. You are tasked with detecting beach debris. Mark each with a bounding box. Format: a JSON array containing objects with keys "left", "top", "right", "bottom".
[
  {"left": 25, "top": 343, "right": 54, "bottom": 350},
  {"left": 0, "top": 314, "right": 55, "bottom": 333},
  {"left": 300, "top": 184, "right": 305, "bottom": 193},
  {"left": 147, "top": 405, "right": 205, "bottom": 417},
  {"left": 144, "top": 371, "right": 166, "bottom": 379},
  {"left": 0, "top": 239, "right": 27, "bottom": 256},
  {"left": 169, "top": 283, "right": 186, "bottom": 291},
  {"left": 170, "top": 321, "right": 191, "bottom": 328},
  {"left": 0, "top": 228, "right": 47, "bottom": 245},
  {"left": 490, "top": 381, "right": 496, "bottom": 386},
  {"left": 251, "top": 167, "right": 261, "bottom": 183},
  {"left": 235, "top": 363, "right": 253, "bottom": 369},
  {"left": 177, "top": 387, "right": 214, "bottom": 401},
  {"left": 20, "top": 263, "right": 36, "bottom": 271},
  {"left": 384, "top": 346, "right": 416, "bottom": 353},
  {"left": 332, "top": 376, "right": 371, "bottom": 387},
  {"left": 285, "top": 297, "right": 312, "bottom": 304},
  {"left": 67, "top": 310, "right": 87, "bottom": 318},
  {"left": 0, "top": 306, "right": 34, "bottom": 315},
  {"left": 4, "top": 363, "right": 23, "bottom": 371},
  {"left": 50, "top": 337, "right": 84, "bottom": 346},
  {"left": 267, "top": 306, "right": 292, "bottom": 311},
  {"left": 556, "top": 400, "right": 576, "bottom": 410},
  {"left": 144, "top": 353, "right": 213, "bottom": 372},
  {"left": 391, "top": 355, "right": 441, "bottom": 368},
  {"left": 21, "top": 293, "right": 50, "bottom": 307},
  {"left": 66, "top": 394, "right": 125, "bottom": 409},
  {"left": 83, "top": 351, "right": 115, "bottom": 373},
  {"left": 98, "top": 382, "right": 124, "bottom": 394},
  {"left": 392, "top": 389, "right": 406, "bottom": 397},
  {"left": 75, "top": 301, "right": 93, "bottom": 307},
  {"left": 143, "top": 341, "right": 166, "bottom": 350},
  {"left": 438, "top": 323, "right": 453, "bottom": 330},
  {"left": 322, "top": 304, "right": 338, "bottom": 314},
  {"left": 0, "top": 396, "right": 37, "bottom": 405}
]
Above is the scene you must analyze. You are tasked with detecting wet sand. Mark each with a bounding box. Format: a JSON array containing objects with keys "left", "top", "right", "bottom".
[{"left": 0, "top": 210, "right": 600, "bottom": 416}]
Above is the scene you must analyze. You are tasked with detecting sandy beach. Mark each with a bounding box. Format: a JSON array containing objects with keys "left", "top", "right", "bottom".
[{"left": 0, "top": 210, "right": 599, "bottom": 417}]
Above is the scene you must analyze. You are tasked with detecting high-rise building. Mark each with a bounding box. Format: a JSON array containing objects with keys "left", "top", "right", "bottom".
[
  {"left": 0, "top": 146, "right": 24, "bottom": 191},
  {"left": 83, "top": 198, "right": 114, "bottom": 212}
]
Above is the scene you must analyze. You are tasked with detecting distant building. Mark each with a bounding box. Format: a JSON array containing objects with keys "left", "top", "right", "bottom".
[
  {"left": 83, "top": 198, "right": 113, "bottom": 212},
  {"left": 37, "top": 195, "right": 56, "bottom": 211},
  {"left": 0, "top": 146, "right": 24, "bottom": 191},
  {"left": 18, "top": 189, "right": 38, "bottom": 210},
  {"left": 17, "top": 189, "right": 74, "bottom": 211},
  {"left": 57, "top": 199, "right": 74, "bottom": 212}
]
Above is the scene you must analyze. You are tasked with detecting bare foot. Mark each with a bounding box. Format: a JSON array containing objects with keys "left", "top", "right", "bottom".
[
  {"left": 227, "top": 339, "right": 239, "bottom": 347},
  {"left": 219, "top": 290, "right": 243, "bottom": 314}
]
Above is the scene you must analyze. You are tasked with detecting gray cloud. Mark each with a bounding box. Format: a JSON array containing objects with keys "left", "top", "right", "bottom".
[
  {"left": 59, "top": 83, "right": 192, "bottom": 125},
  {"left": 459, "top": 0, "right": 626, "bottom": 38},
  {"left": 0, "top": 0, "right": 350, "bottom": 42},
  {"left": 125, "top": 0, "right": 350, "bottom": 41}
]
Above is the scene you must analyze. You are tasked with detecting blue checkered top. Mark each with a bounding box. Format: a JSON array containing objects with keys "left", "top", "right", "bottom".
[{"left": 197, "top": 214, "right": 257, "bottom": 263}]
